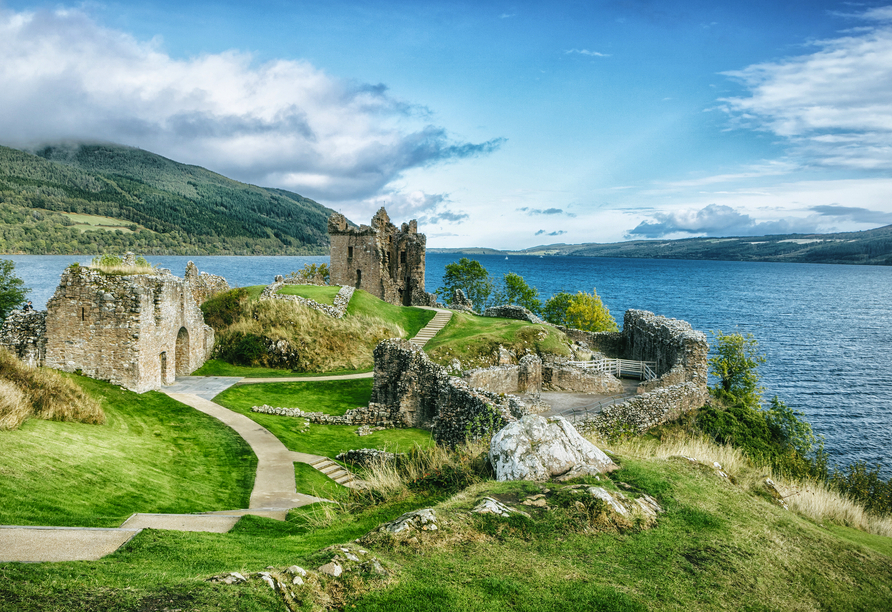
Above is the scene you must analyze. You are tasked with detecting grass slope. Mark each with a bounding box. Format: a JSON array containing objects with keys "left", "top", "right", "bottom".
[
  {"left": 1, "top": 450, "right": 890, "bottom": 610},
  {"left": 0, "top": 376, "right": 256, "bottom": 527},
  {"left": 346, "top": 289, "right": 435, "bottom": 338},
  {"left": 425, "top": 311, "right": 571, "bottom": 368},
  {"left": 277, "top": 285, "right": 340, "bottom": 305},
  {"left": 213, "top": 380, "right": 433, "bottom": 458}
]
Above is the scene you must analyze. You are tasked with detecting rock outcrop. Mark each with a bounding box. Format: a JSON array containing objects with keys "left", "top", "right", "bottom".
[
  {"left": 482, "top": 304, "right": 546, "bottom": 325},
  {"left": 489, "top": 414, "right": 617, "bottom": 481}
]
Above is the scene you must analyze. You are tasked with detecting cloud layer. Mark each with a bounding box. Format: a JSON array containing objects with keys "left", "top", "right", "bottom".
[
  {"left": 721, "top": 7, "right": 892, "bottom": 170},
  {"left": 0, "top": 8, "right": 502, "bottom": 202}
]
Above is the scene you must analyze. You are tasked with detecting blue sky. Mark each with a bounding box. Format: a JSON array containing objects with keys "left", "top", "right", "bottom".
[{"left": 2, "top": 1, "right": 892, "bottom": 248}]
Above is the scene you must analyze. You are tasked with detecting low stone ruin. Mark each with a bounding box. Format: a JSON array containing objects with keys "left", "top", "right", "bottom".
[
  {"left": 481, "top": 304, "right": 546, "bottom": 325},
  {"left": 369, "top": 338, "right": 528, "bottom": 446},
  {"left": 0, "top": 310, "right": 46, "bottom": 367},
  {"left": 251, "top": 403, "right": 399, "bottom": 428},
  {"left": 447, "top": 288, "right": 474, "bottom": 312},
  {"left": 258, "top": 277, "right": 355, "bottom": 318}
]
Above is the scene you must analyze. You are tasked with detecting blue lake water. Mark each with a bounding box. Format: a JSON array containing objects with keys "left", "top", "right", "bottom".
[{"left": 7, "top": 253, "right": 892, "bottom": 476}]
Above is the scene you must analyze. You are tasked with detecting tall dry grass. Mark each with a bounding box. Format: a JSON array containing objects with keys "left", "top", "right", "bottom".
[
  {"left": 589, "top": 430, "right": 892, "bottom": 537},
  {"left": 219, "top": 299, "right": 404, "bottom": 372},
  {"left": 0, "top": 348, "right": 105, "bottom": 430}
]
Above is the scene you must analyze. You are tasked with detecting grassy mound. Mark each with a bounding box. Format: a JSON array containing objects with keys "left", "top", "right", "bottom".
[
  {"left": 424, "top": 311, "right": 571, "bottom": 368},
  {"left": 0, "top": 348, "right": 104, "bottom": 430},
  {"left": 201, "top": 287, "right": 435, "bottom": 374},
  {"left": 0, "top": 375, "right": 255, "bottom": 527}
]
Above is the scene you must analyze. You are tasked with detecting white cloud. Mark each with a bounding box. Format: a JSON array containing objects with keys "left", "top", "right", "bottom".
[
  {"left": 720, "top": 6, "right": 892, "bottom": 170},
  {"left": 565, "top": 49, "right": 611, "bottom": 57},
  {"left": 0, "top": 7, "right": 502, "bottom": 202}
]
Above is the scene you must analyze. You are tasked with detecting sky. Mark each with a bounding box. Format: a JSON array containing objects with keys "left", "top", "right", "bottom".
[{"left": 2, "top": 1, "right": 892, "bottom": 248}]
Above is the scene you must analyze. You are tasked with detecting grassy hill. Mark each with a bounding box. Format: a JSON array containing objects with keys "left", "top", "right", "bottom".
[
  {"left": 435, "top": 225, "right": 892, "bottom": 266},
  {"left": 0, "top": 143, "right": 336, "bottom": 255}
]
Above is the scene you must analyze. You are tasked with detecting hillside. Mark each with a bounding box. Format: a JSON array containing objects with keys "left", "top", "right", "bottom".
[
  {"left": 432, "top": 225, "right": 892, "bottom": 265},
  {"left": 0, "top": 143, "right": 335, "bottom": 255}
]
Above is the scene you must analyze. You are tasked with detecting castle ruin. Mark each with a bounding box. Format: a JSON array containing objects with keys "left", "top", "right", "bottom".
[
  {"left": 328, "top": 207, "right": 433, "bottom": 307},
  {"left": 1, "top": 262, "right": 228, "bottom": 393}
]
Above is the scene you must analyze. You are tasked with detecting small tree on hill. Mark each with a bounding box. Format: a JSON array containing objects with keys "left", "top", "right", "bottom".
[
  {"left": 0, "top": 260, "right": 29, "bottom": 320},
  {"left": 502, "top": 272, "right": 542, "bottom": 314},
  {"left": 709, "top": 330, "right": 765, "bottom": 408},
  {"left": 438, "top": 258, "right": 497, "bottom": 309}
]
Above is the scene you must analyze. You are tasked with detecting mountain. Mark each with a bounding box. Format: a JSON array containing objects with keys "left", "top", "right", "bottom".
[
  {"left": 433, "top": 225, "right": 892, "bottom": 266},
  {"left": 0, "top": 143, "right": 336, "bottom": 255}
]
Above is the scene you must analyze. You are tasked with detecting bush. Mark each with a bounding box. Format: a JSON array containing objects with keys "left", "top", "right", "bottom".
[
  {"left": 563, "top": 289, "right": 618, "bottom": 332},
  {"left": 200, "top": 287, "right": 249, "bottom": 331},
  {"left": 0, "top": 348, "right": 104, "bottom": 430},
  {"left": 0, "top": 259, "right": 29, "bottom": 320}
]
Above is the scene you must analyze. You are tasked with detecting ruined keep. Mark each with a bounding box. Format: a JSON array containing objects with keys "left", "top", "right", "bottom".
[
  {"left": 328, "top": 207, "right": 433, "bottom": 307},
  {"left": 41, "top": 264, "right": 217, "bottom": 393}
]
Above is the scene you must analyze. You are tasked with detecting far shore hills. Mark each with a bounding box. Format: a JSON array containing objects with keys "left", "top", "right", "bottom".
[{"left": 431, "top": 223, "right": 892, "bottom": 266}]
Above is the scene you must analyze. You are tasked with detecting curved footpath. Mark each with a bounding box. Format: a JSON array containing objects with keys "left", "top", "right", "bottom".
[{"left": 0, "top": 307, "right": 453, "bottom": 563}]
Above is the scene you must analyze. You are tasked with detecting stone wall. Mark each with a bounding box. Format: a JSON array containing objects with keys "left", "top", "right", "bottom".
[
  {"left": 0, "top": 310, "right": 47, "bottom": 367},
  {"left": 252, "top": 403, "right": 400, "bottom": 427},
  {"left": 541, "top": 360, "right": 625, "bottom": 394},
  {"left": 259, "top": 279, "right": 355, "bottom": 318},
  {"left": 328, "top": 207, "right": 434, "bottom": 307},
  {"left": 482, "top": 305, "right": 546, "bottom": 325},
  {"left": 462, "top": 354, "right": 543, "bottom": 394},
  {"left": 370, "top": 338, "right": 527, "bottom": 446},
  {"left": 43, "top": 264, "right": 214, "bottom": 393},
  {"left": 579, "top": 382, "right": 707, "bottom": 435},
  {"left": 184, "top": 261, "right": 230, "bottom": 305}
]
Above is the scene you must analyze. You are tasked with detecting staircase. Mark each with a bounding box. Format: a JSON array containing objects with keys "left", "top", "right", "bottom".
[
  {"left": 409, "top": 308, "right": 453, "bottom": 348},
  {"left": 310, "top": 457, "right": 357, "bottom": 487}
]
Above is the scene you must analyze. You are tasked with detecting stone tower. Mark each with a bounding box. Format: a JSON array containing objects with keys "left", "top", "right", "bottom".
[{"left": 328, "top": 207, "right": 434, "bottom": 307}]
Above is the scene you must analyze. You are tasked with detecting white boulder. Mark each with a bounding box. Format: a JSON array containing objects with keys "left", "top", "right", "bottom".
[{"left": 489, "top": 415, "right": 617, "bottom": 481}]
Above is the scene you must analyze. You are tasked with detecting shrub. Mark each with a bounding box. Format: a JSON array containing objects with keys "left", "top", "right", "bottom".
[
  {"left": 200, "top": 287, "right": 249, "bottom": 331},
  {"left": 0, "top": 348, "right": 104, "bottom": 430}
]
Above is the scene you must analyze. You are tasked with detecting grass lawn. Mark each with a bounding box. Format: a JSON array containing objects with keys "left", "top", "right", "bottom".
[
  {"left": 220, "top": 379, "right": 375, "bottom": 416},
  {"left": 346, "top": 289, "right": 435, "bottom": 338},
  {"left": 277, "top": 284, "right": 340, "bottom": 304},
  {"left": 0, "top": 376, "right": 255, "bottom": 527},
  {"left": 213, "top": 379, "right": 433, "bottom": 458},
  {"left": 2, "top": 451, "right": 890, "bottom": 611},
  {"left": 424, "top": 311, "right": 570, "bottom": 368},
  {"left": 191, "top": 359, "right": 372, "bottom": 378}
]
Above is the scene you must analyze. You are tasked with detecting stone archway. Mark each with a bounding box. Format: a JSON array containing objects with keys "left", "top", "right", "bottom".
[{"left": 175, "top": 327, "right": 190, "bottom": 375}]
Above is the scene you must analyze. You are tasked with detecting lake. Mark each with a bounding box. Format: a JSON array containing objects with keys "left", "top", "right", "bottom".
[{"left": 6, "top": 253, "right": 891, "bottom": 475}]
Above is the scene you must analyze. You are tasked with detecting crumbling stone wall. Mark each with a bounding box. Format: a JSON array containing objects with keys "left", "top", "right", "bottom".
[
  {"left": 184, "top": 261, "right": 230, "bottom": 305},
  {"left": 482, "top": 305, "right": 546, "bottom": 325},
  {"left": 44, "top": 264, "right": 214, "bottom": 393},
  {"left": 370, "top": 338, "right": 526, "bottom": 446},
  {"left": 252, "top": 403, "right": 400, "bottom": 428},
  {"left": 0, "top": 310, "right": 47, "bottom": 367},
  {"left": 580, "top": 382, "right": 707, "bottom": 435},
  {"left": 463, "top": 354, "right": 543, "bottom": 394},
  {"left": 541, "top": 359, "right": 625, "bottom": 394},
  {"left": 328, "top": 207, "right": 434, "bottom": 307},
  {"left": 259, "top": 278, "right": 354, "bottom": 318}
]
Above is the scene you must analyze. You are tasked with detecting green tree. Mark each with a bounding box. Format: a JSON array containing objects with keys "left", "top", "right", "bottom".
[
  {"left": 563, "top": 289, "right": 618, "bottom": 332},
  {"left": 709, "top": 331, "right": 766, "bottom": 408},
  {"left": 0, "top": 259, "right": 29, "bottom": 320},
  {"left": 542, "top": 291, "right": 574, "bottom": 326},
  {"left": 438, "top": 258, "right": 496, "bottom": 309},
  {"left": 502, "top": 272, "right": 542, "bottom": 314}
]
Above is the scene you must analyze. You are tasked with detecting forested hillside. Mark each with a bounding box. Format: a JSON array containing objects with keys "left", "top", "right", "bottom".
[{"left": 0, "top": 143, "right": 335, "bottom": 255}]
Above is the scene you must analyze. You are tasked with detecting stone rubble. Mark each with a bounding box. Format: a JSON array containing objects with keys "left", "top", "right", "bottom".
[
  {"left": 472, "top": 497, "right": 530, "bottom": 518},
  {"left": 259, "top": 281, "right": 355, "bottom": 319},
  {"left": 379, "top": 508, "right": 439, "bottom": 534},
  {"left": 481, "top": 304, "right": 546, "bottom": 325},
  {"left": 336, "top": 448, "right": 405, "bottom": 468}
]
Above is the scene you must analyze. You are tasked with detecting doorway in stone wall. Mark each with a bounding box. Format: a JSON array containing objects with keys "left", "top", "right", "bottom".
[
  {"left": 160, "top": 351, "right": 168, "bottom": 382},
  {"left": 175, "top": 327, "right": 190, "bottom": 375}
]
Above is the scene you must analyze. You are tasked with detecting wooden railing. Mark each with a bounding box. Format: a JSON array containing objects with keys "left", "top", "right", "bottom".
[{"left": 568, "top": 357, "right": 657, "bottom": 381}]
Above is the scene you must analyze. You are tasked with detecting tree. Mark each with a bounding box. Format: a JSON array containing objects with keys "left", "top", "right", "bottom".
[
  {"left": 502, "top": 272, "right": 542, "bottom": 314},
  {"left": 709, "top": 330, "right": 766, "bottom": 408},
  {"left": 563, "top": 289, "right": 618, "bottom": 332},
  {"left": 0, "top": 259, "right": 29, "bottom": 320},
  {"left": 438, "top": 258, "right": 496, "bottom": 309},
  {"left": 542, "top": 291, "right": 574, "bottom": 326}
]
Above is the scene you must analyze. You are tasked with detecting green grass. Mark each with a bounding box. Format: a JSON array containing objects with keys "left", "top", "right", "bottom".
[
  {"left": 191, "top": 358, "right": 372, "bottom": 378},
  {"left": 2, "top": 447, "right": 890, "bottom": 611},
  {"left": 294, "top": 462, "right": 348, "bottom": 501},
  {"left": 241, "top": 284, "right": 266, "bottom": 300},
  {"left": 277, "top": 284, "right": 340, "bottom": 304},
  {"left": 347, "top": 289, "right": 435, "bottom": 337},
  {"left": 0, "top": 376, "right": 255, "bottom": 527},
  {"left": 213, "top": 379, "right": 434, "bottom": 458},
  {"left": 220, "top": 379, "right": 375, "bottom": 416},
  {"left": 425, "top": 311, "right": 571, "bottom": 368}
]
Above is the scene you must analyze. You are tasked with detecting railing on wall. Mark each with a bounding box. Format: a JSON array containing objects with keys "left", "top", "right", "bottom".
[{"left": 568, "top": 357, "right": 657, "bottom": 381}]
